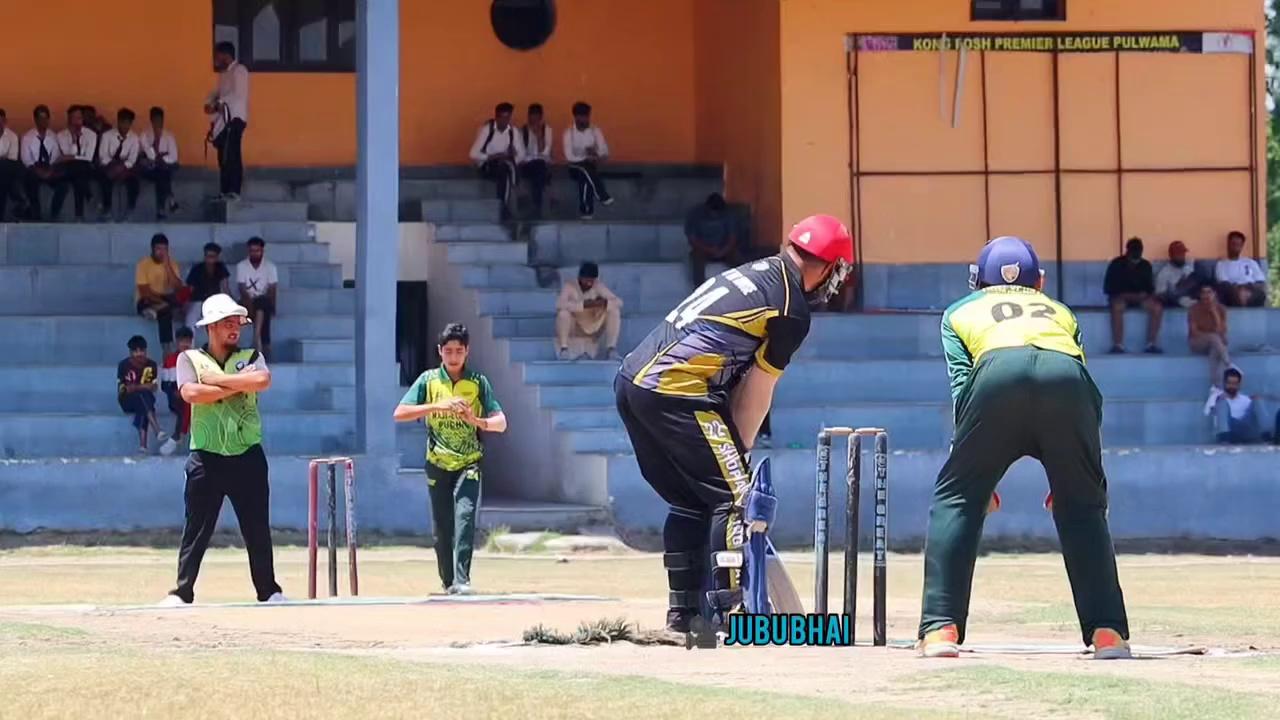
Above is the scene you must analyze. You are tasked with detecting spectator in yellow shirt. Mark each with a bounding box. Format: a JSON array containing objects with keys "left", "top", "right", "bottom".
[{"left": 135, "top": 232, "right": 186, "bottom": 354}]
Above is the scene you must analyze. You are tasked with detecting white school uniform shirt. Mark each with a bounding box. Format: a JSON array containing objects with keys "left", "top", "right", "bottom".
[
  {"left": 0, "top": 128, "right": 18, "bottom": 161},
  {"left": 208, "top": 60, "right": 251, "bottom": 137},
  {"left": 98, "top": 129, "right": 140, "bottom": 168},
  {"left": 56, "top": 127, "right": 97, "bottom": 162},
  {"left": 236, "top": 258, "right": 279, "bottom": 299},
  {"left": 1214, "top": 256, "right": 1265, "bottom": 285},
  {"left": 20, "top": 128, "right": 61, "bottom": 166},
  {"left": 468, "top": 120, "right": 526, "bottom": 165},
  {"left": 520, "top": 124, "right": 553, "bottom": 163},
  {"left": 562, "top": 125, "right": 609, "bottom": 163},
  {"left": 139, "top": 128, "right": 179, "bottom": 165},
  {"left": 1204, "top": 387, "right": 1254, "bottom": 419}
]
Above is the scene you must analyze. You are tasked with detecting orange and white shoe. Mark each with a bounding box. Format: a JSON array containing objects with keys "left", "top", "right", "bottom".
[
  {"left": 1091, "top": 628, "right": 1132, "bottom": 660},
  {"left": 918, "top": 624, "right": 961, "bottom": 658}
]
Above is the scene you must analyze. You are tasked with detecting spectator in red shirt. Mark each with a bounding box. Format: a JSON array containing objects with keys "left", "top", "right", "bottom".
[
  {"left": 117, "top": 335, "right": 165, "bottom": 454},
  {"left": 159, "top": 327, "right": 194, "bottom": 456}
]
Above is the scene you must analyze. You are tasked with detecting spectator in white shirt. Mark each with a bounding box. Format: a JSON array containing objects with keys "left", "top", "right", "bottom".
[
  {"left": 1154, "top": 240, "right": 1199, "bottom": 308},
  {"left": 20, "top": 105, "right": 62, "bottom": 221},
  {"left": 236, "top": 236, "right": 279, "bottom": 360},
  {"left": 205, "top": 41, "right": 250, "bottom": 200},
  {"left": 1214, "top": 230, "right": 1266, "bottom": 307},
  {"left": 469, "top": 102, "right": 524, "bottom": 220},
  {"left": 555, "top": 262, "right": 622, "bottom": 360},
  {"left": 1205, "top": 368, "right": 1271, "bottom": 444},
  {"left": 139, "top": 106, "right": 181, "bottom": 219},
  {"left": 520, "top": 103, "right": 553, "bottom": 217},
  {"left": 0, "top": 108, "right": 27, "bottom": 221},
  {"left": 562, "top": 101, "right": 613, "bottom": 219},
  {"left": 98, "top": 108, "right": 142, "bottom": 221},
  {"left": 55, "top": 105, "right": 97, "bottom": 221}
]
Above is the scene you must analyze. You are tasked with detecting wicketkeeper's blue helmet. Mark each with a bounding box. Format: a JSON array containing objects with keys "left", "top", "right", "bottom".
[{"left": 969, "top": 236, "right": 1043, "bottom": 290}]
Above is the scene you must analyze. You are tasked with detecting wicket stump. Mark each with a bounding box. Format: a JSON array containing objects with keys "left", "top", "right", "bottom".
[
  {"left": 307, "top": 457, "right": 359, "bottom": 599},
  {"left": 814, "top": 426, "right": 889, "bottom": 646}
]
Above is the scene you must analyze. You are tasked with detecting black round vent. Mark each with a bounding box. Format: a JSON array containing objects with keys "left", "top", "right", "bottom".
[{"left": 491, "top": 0, "right": 556, "bottom": 51}]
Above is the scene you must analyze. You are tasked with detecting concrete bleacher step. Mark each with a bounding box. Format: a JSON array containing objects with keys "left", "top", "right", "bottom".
[
  {"left": 434, "top": 224, "right": 513, "bottom": 243},
  {"left": 523, "top": 360, "right": 619, "bottom": 385},
  {"left": 493, "top": 313, "right": 666, "bottom": 340},
  {"left": 295, "top": 338, "right": 355, "bottom": 363},
  {"left": 478, "top": 287, "right": 682, "bottom": 317},
  {"left": 528, "top": 222, "right": 686, "bottom": 265},
  {"left": 476, "top": 495, "right": 611, "bottom": 532},
  {"left": 421, "top": 199, "right": 503, "bottom": 223},
  {"left": 0, "top": 411, "right": 355, "bottom": 459},
  {"left": 0, "top": 315, "right": 353, "bottom": 365},
  {"left": 0, "top": 223, "right": 318, "bottom": 265},
  {"left": 445, "top": 241, "right": 526, "bottom": 265},
  {"left": 210, "top": 200, "right": 310, "bottom": 223},
  {"left": 0, "top": 362, "right": 356, "bottom": 414},
  {"left": 537, "top": 384, "right": 616, "bottom": 409},
  {"left": 552, "top": 407, "right": 623, "bottom": 431}
]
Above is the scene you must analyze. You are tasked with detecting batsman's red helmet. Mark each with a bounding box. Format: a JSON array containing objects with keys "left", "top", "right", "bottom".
[{"left": 787, "top": 214, "right": 855, "bottom": 264}]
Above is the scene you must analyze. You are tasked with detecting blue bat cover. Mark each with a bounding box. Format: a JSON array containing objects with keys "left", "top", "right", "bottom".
[{"left": 743, "top": 457, "right": 778, "bottom": 614}]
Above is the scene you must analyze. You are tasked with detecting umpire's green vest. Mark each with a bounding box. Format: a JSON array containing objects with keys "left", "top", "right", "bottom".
[{"left": 186, "top": 348, "right": 263, "bottom": 456}]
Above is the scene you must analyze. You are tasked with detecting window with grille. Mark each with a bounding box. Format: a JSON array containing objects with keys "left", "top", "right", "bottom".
[{"left": 214, "top": 0, "right": 356, "bottom": 72}]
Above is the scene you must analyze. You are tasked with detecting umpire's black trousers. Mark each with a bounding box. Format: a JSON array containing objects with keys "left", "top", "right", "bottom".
[{"left": 171, "top": 444, "right": 282, "bottom": 603}]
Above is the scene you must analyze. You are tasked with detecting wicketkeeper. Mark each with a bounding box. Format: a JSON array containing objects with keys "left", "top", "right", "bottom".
[{"left": 917, "top": 236, "right": 1131, "bottom": 659}]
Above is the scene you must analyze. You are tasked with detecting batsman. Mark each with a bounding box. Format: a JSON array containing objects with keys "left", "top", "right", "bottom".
[
  {"left": 917, "top": 236, "right": 1132, "bottom": 660},
  {"left": 616, "top": 214, "right": 853, "bottom": 636}
]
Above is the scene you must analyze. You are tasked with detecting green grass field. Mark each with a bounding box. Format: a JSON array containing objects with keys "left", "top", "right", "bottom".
[{"left": 1, "top": 544, "right": 1277, "bottom": 719}]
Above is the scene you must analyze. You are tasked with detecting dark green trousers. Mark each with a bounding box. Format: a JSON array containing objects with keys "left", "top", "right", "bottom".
[
  {"left": 919, "top": 346, "right": 1129, "bottom": 646},
  {"left": 426, "top": 463, "right": 481, "bottom": 590}
]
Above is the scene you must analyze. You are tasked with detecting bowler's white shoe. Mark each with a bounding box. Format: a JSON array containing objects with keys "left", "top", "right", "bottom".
[
  {"left": 157, "top": 594, "right": 187, "bottom": 607},
  {"left": 265, "top": 592, "right": 289, "bottom": 604},
  {"left": 159, "top": 437, "right": 179, "bottom": 456}
]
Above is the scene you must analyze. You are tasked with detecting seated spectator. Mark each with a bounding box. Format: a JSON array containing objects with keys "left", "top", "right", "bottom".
[
  {"left": 1103, "top": 237, "right": 1163, "bottom": 354},
  {"left": 158, "top": 327, "right": 193, "bottom": 456},
  {"left": 562, "top": 101, "right": 613, "bottom": 220},
  {"left": 117, "top": 334, "right": 165, "bottom": 455},
  {"left": 236, "top": 236, "right": 279, "bottom": 360},
  {"left": 82, "top": 105, "right": 112, "bottom": 154},
  {"left": 97, "top": 108, "right": 141, "bottom": 221},
  {"left": 139, "top": 106, "right": 180, "bottom": 218},
  {"left": 685, "top": 193, "right": 743, "bottom": 286},
  {"left": 20, "top": 105, "right": 64, "bottom": 221},
  {"left": 185, "top": 242, "right": 232, "bottom": 329},
  {"left": 468, "top": 102, "right": 524, "bottom": 221},
  {"left": 135, "top": 233, "right": 186, "bottom": 355},
  {"left": 0, "top": 108, "right": 26, "bottom": 221},
  {"left": 1154, "top": 240, "right": 1198, "bottom": 308},
  {"left": 555, "top": 262, "right": 622, "bottom": 360},
  {"left": 55, "top": 105, "right": 97, "bottom": 222},
  {"left": 1215, "top": 230, "right": 1267, "bottom": 307},
  {"left": 1188, "top": 284, "right": 1232, "bottom": 390},
  {"left": 520, "top": 103, "right": 552, "bottom": 217},
  {"left": 1205, "top": 368, "right": 1270, "bottom": 444}
]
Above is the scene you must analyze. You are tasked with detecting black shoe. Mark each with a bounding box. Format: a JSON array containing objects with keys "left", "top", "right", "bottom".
[
  {"left": 666, "top": 608, "right": 696, "bottom": 634},
  {"left": 1108, "top": 345, "right": 1126, "bottom": 354},
  {"left": 1144, "top": 344, "right": 1164, "bottom": 354},
  {"left": 685, "top": 615, "right": 720, "bottom": 649}
]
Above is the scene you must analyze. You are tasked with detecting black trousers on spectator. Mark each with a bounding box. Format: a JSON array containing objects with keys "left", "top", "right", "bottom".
[
  {"left": 690, "top": 245, "right": 744, "bottom": 287},
  {"left": 23, "top": 165, "right": 66, "bottom": 220},
  {"left": 99, "top": 166, "right": 140, "bottom": 212},
  {"left": 213, "top": 119, "right": 246, "bottom": 196},
  {"left": 55, "top": 160, "right": 94, "bottom": 219},
  {"left": 479, "top": 158, "right": 517, "bottom": 208},
  {"left": 245, "top": 294, "right": 274, "bottom": 346},
  {"left": 137, "top": 298, "right": 175, "bottom": 345},
  {"left": 171, "top": 445, "right": 282, "bottom": 603},
  {"left": 520, "top": 159, "right": 549, "bottom": 213},
  {"left": 0, "top": 159, "right": 26, "bottom": 220},
  {"left": 568, "top": 161, "right": 610, "bottom": 216},
  {"left": 141, "top": 162, "right": 178, "bottom": 211}
]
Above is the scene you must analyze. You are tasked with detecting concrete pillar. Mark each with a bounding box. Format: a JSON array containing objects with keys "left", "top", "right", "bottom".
[{"left": 355, "top": 0, "right": 400, "bottom": 455}]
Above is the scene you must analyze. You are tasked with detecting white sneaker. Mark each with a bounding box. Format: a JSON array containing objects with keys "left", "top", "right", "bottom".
[
  {"left": 448, "top": 583, "right": 472, "bottom": 596},
  {"left": 159, "top": 437, "right": 179, "bottom": 456},
  {"left": 265, "top": 592, "right": 289, "bottom": 604},
  {"left": 157, "top": 593, "right": 187, "bottom": 607},
  {"left": 142, "top": 307, "right": 158, "bottom": 321},
  {"left": 155, "top": 431, "right": 168, "bottom": 443}
]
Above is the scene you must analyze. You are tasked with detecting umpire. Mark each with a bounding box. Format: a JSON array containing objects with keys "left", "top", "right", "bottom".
[
  {"left": 917, "top": 237, "right": 1130, "bottom": 659},
  {"left": 161, "top": 294, "right": 284, "bottom": 605}
]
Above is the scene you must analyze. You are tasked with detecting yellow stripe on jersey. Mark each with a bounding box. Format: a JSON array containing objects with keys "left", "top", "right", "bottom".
[
  {"left": 703, "top": 306, "right": 779, "bottom": 338},
  {"left": 654, "top": 353, "right": 728, "bottom": 396},
  {"left": 631, "top": 338, "right": 683, "bottom": 386},
  {"left": 947, "top": 286, "right": 1083, "bottom": 363},
  {"left": 753, "top": 341, "right": 782, "bottom": 376}
]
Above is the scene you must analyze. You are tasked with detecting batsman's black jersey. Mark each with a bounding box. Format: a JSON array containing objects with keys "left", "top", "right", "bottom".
[{"left": 619, "top": 254, "right": 810, "bottom": 402}]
